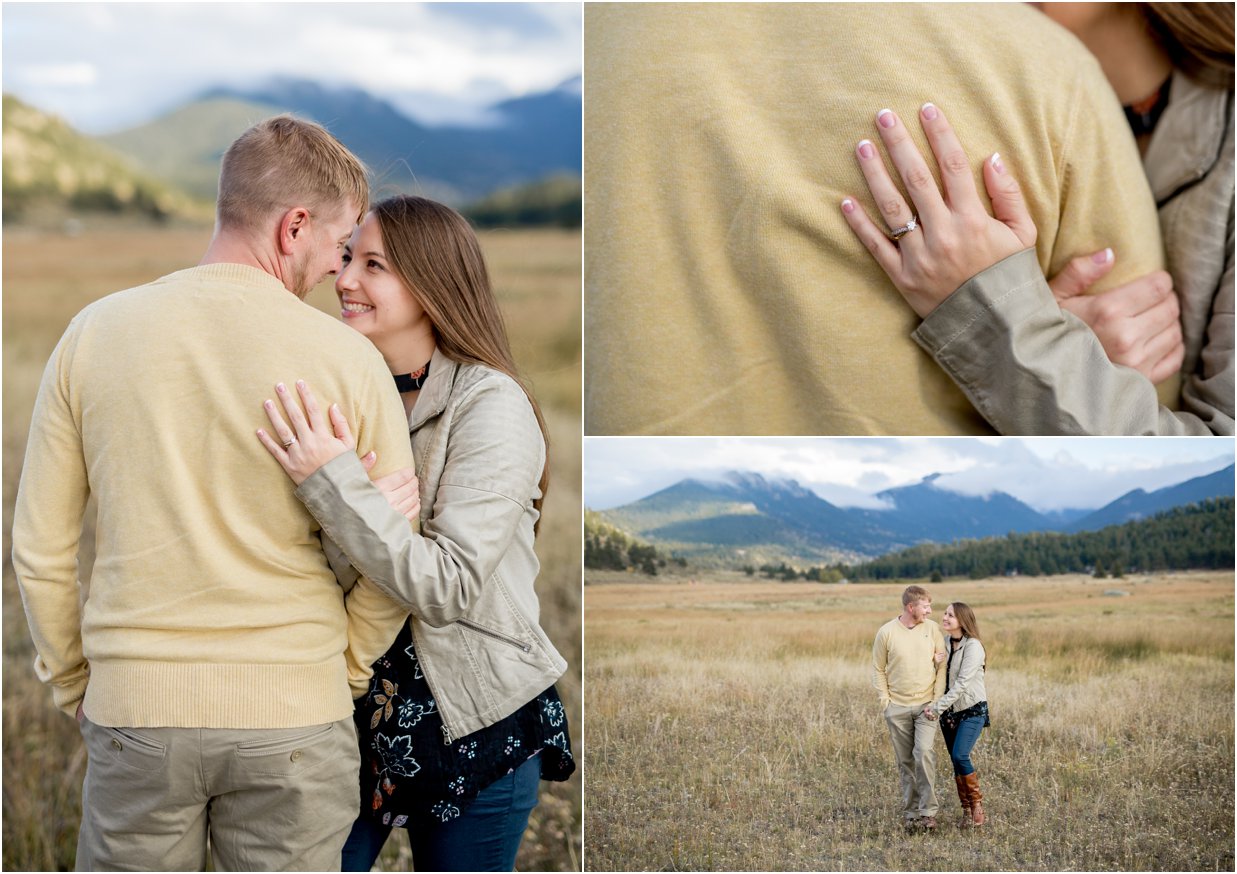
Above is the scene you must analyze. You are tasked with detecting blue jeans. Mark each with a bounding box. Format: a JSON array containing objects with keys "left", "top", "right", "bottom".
[
  {"left": 340, "top": 753, "right": 541, "bottom": 872},
  {"left": 940, "top": 713, "right": 985, "bottom": 776}
]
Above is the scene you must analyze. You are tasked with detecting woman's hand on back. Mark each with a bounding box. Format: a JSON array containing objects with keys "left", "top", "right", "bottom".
[
  {"left": 257, "top": 380, "right": 353, "bottom": 485},
  {"left": 841, "top": 102, "right": 1036, "bottom": 318}
]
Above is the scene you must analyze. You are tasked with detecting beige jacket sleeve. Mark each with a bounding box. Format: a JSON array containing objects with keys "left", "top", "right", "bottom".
[
  {"left": 11, "top": 322, "right": 93, "bottom": 717},
  {"left": 296, "top": 377, "right": 544, "bottom": 629},
  {"left": 913, "top": 248, "right": 1228, "bottom": 435}
]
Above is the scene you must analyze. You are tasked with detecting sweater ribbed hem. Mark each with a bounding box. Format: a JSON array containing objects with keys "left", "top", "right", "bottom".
[{"left": 82, "top": 659, "right": 354, "bottom": 729}]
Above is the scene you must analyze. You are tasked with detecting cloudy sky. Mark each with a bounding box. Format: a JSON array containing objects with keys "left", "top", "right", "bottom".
[
  {"left": 2, "top": 3, "right": 581, "bottom": 133},
  {"left": 584, "top": 437, "right": 1235, "bottom": 512}
]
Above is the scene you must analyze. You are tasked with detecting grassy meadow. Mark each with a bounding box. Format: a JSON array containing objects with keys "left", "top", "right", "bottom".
[
  {"left": 1, "top": 222, "right": 582, "bottom": 871},
  {"left": 585, "top": 571, "right": 1234, "bottom": 871}
]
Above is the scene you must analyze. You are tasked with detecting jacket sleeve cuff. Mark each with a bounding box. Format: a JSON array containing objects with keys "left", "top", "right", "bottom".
[{"left": 912, "top": 247, "right": 1047, "bottom": 360}]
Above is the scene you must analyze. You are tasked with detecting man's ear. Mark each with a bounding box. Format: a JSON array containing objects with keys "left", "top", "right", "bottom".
[{"left": 278, "top": 207, "right": 312, "bottom": 255}]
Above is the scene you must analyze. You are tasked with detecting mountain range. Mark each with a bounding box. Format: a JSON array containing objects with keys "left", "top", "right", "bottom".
[
  {"left": 100, "top": 76, "right": 582, "bottom": 205},
  {"left": 2, "top": 95, "right": 209, "bottom": 224},
  {"left": 598, "top": 464, "right": 1236, "bottom": 565}
]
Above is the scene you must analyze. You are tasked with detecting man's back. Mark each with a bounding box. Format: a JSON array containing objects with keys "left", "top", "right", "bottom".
[
  {"left": 584, "top": 2, "right": 1164, "bottom": 434},
  {"left": 13, "top": 263, "right": 412, "bottom": 728}
]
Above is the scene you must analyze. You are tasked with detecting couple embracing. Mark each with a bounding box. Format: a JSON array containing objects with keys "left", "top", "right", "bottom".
[
  {"left": 872, "top": 586, "right": 989, "bottom": 831},
  {"left": 13, "top": 115, "right": 574, "bottom": 871}
]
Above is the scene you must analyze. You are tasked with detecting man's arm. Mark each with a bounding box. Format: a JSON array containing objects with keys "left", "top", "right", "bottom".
[
  {"left": 12, "top": 326, "right": 92, "bottom": 717},
  {"left": 932, "top": 625, "right": 947, "bottom": 700},
  {"left": 337, "top": 362, "right": 417, "bottom": 696},
  {"left": 871, "top": 627, "right": 891, "bottom": 708}
]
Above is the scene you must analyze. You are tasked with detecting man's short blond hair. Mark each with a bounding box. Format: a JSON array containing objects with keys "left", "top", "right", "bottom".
[
  {"left": 902, "top": 585, "right": 931, "bottom": 607},
  {"left": 217, "top": 115, "right": 369, "bottom": 233}
]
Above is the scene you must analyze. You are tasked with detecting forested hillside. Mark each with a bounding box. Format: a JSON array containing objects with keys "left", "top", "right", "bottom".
[{"left": 843, "top": 497, "right": 1233, "bottom": 581}]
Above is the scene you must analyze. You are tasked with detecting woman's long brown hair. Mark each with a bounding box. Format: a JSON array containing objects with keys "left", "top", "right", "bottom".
[
  {"left": 372, "top": 195, "right": 550, "bottom": 532},
  {"left": 949, "top": 602, "right": 987, "bottom": 670},
  {"left": 1143, "top": 3, "right": 1235, "bottom": 89}
]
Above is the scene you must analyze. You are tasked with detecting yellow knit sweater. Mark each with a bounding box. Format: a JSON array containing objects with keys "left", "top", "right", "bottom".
[
  {"left": 12, "top": 263, "right": 413, "bottom": 728},
  {"left": 872, "top": 617, "right": 947, "bottom": 708}
]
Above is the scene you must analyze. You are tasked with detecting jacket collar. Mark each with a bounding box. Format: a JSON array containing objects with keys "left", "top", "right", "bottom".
[
  {"left": 407, "top": 345, "right": 458, "bottom": 432},
  {"left": 1143, "top": 72, "right": 1233, "bottom": 205}
]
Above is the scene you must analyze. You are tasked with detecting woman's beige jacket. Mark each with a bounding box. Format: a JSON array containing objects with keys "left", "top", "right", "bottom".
[
  {"left": 930, "top": 636, "right": 988, "bottom": 717},
  {"left": 297, "top": 347, "right": 567, "bottom": 742}
]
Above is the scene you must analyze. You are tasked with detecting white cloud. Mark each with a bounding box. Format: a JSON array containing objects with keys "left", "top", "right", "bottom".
[
  {"left": 583, "top": 437, "right": 1234, "bottom": 513},
  {"left": 18, "top": 62, "right": 98, "bottom": 87},
  {"left": 2, "top": 3, "right": 581, "bottom": 134}
]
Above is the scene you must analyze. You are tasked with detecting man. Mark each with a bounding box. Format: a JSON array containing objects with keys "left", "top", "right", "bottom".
[
  {"left": 12, "top": 116, "right": 412, "bottom": 870},
  {"left": 872, "top": 585, "right": 947, "bottom": 830},
  {"left": 583, "top": 3, "right": 1171, "bottom": 434}
]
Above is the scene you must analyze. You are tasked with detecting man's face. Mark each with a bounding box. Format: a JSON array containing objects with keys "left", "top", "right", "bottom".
[
  {"left": 906, "top": 598, "right": 932, "bottom": 625},
  {"left": 289, "top": 201, "right": 361, "bottom": 299}
]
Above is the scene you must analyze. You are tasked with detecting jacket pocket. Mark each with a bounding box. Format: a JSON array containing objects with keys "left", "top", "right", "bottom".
[{"left": 458, "top": 619, "right": 532, "bottom": 653}]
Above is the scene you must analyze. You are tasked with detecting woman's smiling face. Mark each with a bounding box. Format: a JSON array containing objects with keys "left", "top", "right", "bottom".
[{"left": 334, "top": 212, "right": 430, "bottom": 349}]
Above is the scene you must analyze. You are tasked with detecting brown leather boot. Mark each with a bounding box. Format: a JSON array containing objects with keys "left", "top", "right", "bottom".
[
  {"left": 954, "top": 774, "right": 972, "bottom": 827},
  {"left": 962, "top": 772, "right": 985, "bottom": 826}
]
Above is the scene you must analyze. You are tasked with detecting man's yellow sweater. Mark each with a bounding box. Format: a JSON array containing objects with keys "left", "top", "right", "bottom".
[
  {"left": 872, "top": 617, "right": 947, "bottom": 707},
  {"left": 12, "top": 263, "right": 413, "bottom": 729}
]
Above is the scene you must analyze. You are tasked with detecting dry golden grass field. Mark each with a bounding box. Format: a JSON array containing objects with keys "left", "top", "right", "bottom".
[
  {"left": 2, "top": 223, "right": 582, "bottom": 871},
  {"left": 585, "top": 572, "right": 1234, "bottom": 871}
]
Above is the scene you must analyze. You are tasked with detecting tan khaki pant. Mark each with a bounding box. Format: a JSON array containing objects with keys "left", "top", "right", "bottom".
[
  {"left": 883, "top": 703, "right": 939, "bottom": 820},
  {"left": 76, "top": 716, "right": 360, "bottom": 871}
]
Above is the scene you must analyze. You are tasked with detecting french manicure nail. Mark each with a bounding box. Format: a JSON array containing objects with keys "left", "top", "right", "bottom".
[
  {"left": 990, "top": 153, "right": 1004, "bottom": 175},
  {"left": 858, "top": 140, "right": 875, "bottom": 159},
  {"left": 296, "top": 379, "right": 306, "bottom": 389},
  {"left": 1092, "top": 248, "right": 1114, "bottom": 264},
  {"left": 841, "top": 198, "right": 856, "bottom": 214},
  {"left": 921, "top": 103, "right": 938, "bottom": 121},
  {"left": 877, "top": 109, "right": 895, "bottom": 129},
  {"left": 276, "top": 383, "right": 286, "bottom": 393}
]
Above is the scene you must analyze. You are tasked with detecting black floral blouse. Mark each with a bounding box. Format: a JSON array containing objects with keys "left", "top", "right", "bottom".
[{"left": 355, "top": 621, "right": 575, "bottom": 827}]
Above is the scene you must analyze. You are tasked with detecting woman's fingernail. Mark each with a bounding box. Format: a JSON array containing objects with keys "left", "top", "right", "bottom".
[
  {"left": 858, "top": 140, "right": 875, "bottom": 159},
  {"left": 1092, "top": 248, "right": 1114, "bottom": 264},
  {"left": 990, "top": 152, "right": 1004, "bottom": 175},
  {"left": 276, "top": 383, "right": 286, "bottom": 393},
  {"left": 264, "top": 400, "right": 273, "bottom": 409},
  {"left": 921, "top": 102, "right": 938, "bottom": 121},
  {"left": 877, "top": 109, "right": 895, "bottom": 129},
  {"left": 296, "top": 379, "right": 306, "bottom": 389},
  {"left": 841, "top": 198, "right": 856, "bottom": 214}
]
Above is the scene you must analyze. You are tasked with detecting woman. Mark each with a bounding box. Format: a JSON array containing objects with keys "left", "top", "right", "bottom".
[
  {"left": 842, "top": 2, "right": 1233, "bottom": 435},
  {"left": 255, "top": 196, "right": 574, "bottom": 871},
  {"left": 924, "top": 603, "right": 989, "bottom": 828}
]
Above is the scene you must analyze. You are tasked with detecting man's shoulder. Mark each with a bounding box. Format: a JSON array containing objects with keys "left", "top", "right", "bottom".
[{"left": 874, "top": 617, "right": 901, "bottom": 637}]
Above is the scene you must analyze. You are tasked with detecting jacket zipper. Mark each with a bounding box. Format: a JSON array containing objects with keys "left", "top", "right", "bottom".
[
  {"left": 459, "top": 619, "right": 532, "bottom": 653},
  {"left": 408, "top": 619, "right": 460, "bottom": 746}
]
